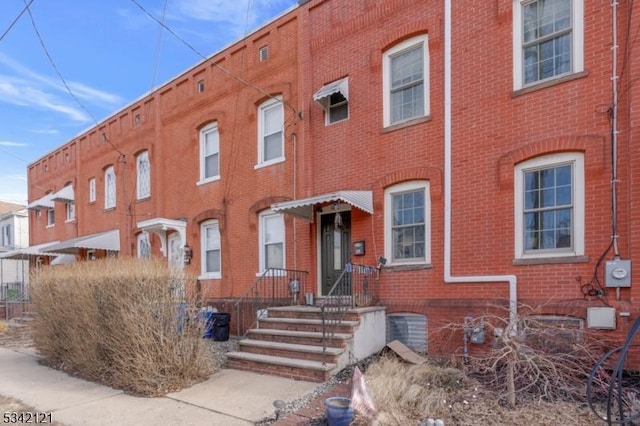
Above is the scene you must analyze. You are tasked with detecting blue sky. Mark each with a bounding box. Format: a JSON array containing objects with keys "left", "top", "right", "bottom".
[{"left": 0, "top": 0, "right": 298, "bottom": 205}]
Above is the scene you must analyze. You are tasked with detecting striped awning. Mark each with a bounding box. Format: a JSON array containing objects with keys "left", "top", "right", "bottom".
[{"left": 271, "top": 190, "right": 373, "bottom": 222}]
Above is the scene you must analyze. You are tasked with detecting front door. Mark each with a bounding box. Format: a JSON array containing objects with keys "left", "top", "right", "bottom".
[{"left": 321, "top": 211, "right": 351, "bottom": 295}]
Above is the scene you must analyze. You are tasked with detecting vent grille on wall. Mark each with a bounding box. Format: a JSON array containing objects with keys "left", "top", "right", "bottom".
[{"left": 386, "top": 313, "right": 427, "bottom": 353}]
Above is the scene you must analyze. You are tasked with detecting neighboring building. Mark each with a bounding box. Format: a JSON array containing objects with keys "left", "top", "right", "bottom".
[
  {"left": 0, "top": 202, "right": 29, "bottom": 302},
  {"left": 25, "top": 0, "right": 640, "bottom": 363}
]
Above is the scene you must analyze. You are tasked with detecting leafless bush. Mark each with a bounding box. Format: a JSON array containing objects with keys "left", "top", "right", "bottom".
[
  {"left": 31, "top": 258, "right": 213, "bottom": 396},
  {"left": 438, "top": 304, "right": 616, "bottom": 409},
  {"left": 351, "top": 355, "right": 602, "bottom": 426}
]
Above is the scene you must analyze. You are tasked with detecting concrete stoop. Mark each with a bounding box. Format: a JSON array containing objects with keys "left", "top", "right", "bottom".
[{"left": 227, "top": 305, "right": 386, "bottom": 382}]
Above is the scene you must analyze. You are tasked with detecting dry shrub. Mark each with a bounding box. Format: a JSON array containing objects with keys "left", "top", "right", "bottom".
[
  {"left": 31, "top": 258, "right": 213, "bottom": 396},
  {"left": 351, "top": 355, "right": 603, "bottom": 426}
]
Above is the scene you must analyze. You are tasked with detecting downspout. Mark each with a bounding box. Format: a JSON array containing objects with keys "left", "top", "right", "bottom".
[{"left": 443, "top": 0, "right": 518, "bottom": 327}]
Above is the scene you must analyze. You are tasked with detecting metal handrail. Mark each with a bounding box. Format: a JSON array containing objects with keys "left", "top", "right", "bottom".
[
  {"left": 234, "top": 268, "right": 308, "bottom": 338},
  {"left": 321, "top": 263, "right": 380, "bottom": 362}
]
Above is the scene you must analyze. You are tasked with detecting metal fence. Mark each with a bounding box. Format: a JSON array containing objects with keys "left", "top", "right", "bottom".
[{"left": 1, "top": 281, "right": 29, "bottom": 321}]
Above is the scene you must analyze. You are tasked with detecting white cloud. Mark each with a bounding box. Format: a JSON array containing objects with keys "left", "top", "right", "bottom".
[
  {"left": 32, "top": 129, "right": 59, "bottom": 135},
  {"left": 0, "top": 141, "right": 28, "bottom": 147},
  {"left": 0, "top": 53, "right": 123, "bottom": 122},
  {"left": 169, "top": 0, "right": 296, "bottom": 38}
]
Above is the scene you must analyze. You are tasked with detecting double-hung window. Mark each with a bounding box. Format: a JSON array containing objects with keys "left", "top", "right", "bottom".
[
  {"left": 201, "top": 220, "right": 221, "bottom": 278},
  {"left": 65, "top": 201, "right": 75, "bottom": 222},
  {"left": 259, "top": 210, "right": 284, "bottom": 272},
  {"left": 384, "top": 181, "right": 431, "bottom": 265},
  {"left": 104, "top": 166, "right": 116, "bottom": 209},
  {"left": 383, "top": 35, "right": 429, "bottom": 127},
  {"left": 514, "top": 153, "right": 584, "bottom": 259},
  {"left": 199, "top": 123, "right": 220, "bottom": 183},
  {"left": 136, "top": 150, "right": 151, "bottom": 199},
  {"left": 256, "top": 97, "right": 284, "bottom": 167},
  {"left": 46, "top": 208, "right": 55, "bottom": 227},
  {"left": 513, "top": 0, "right": 584, "bottom": 89},
  {"left": 88, "top": 178, "right": 96, "bottom": 203},
  {"left": 1, "top": 225, "right": 11, "bottom": 247},
  {"left": 314, "top": 77, "right": 349, "bottom": 125}
]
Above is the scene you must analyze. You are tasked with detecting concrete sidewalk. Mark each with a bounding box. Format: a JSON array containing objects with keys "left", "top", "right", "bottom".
[{"left": 0, "top": 347, "right": 318, "bottom": 425}]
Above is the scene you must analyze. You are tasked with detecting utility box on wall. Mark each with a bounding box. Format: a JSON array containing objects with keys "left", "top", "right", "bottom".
[
  {"left": 587, "top": 307, "right": 616, "bottom": 329},
  {"left": 605, "top": 259, "right": 632, "bottom": 287}
]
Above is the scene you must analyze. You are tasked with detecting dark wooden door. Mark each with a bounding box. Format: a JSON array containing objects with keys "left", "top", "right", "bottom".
[{"left": 321, "top": 212, "right": 351, "bottom": 295}]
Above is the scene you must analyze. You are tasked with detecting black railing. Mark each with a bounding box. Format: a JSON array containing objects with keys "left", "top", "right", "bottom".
[
  {"left": 234, "top": 268, "right": 309, "bottom": 338},
  {"left": 321, "top": 263, "right": 380, "bottom": 361}
]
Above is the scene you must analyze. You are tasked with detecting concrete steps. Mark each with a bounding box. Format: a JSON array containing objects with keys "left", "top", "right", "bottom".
[{"left": 227, "top": 306, "right": 359, "bottom": 382}]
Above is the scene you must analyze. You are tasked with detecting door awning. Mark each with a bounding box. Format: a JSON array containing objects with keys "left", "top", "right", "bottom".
[
  {"left": 313, "top": 77, "right": 349, "bottom": 109},
  {"left": 43, "top": 230, "right": 120, "bottom": 254},
  {"left": 0, "top": 241, "right": 64, "bottom": 259},
  {"left": 51, "top": 185, "right": 75, "bottom": 202},
  {"left": 271, "top": 190, "right": 373, "bottom": 221},
  {"left": 27, "top": 193, "right": 55, "bottom": 210}
]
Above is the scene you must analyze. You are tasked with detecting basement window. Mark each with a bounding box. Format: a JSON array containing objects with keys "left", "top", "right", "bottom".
[
  {"left": 519, "top": 315, "right": 584, "bottom": 350},
  {"left": 386, "top": 313, "right": 427, "bottom": 353}
]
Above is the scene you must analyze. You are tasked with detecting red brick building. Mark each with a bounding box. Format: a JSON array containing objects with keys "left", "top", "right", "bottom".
[{"left": 26, "top": 0, "right": 640, "bottom": 360}]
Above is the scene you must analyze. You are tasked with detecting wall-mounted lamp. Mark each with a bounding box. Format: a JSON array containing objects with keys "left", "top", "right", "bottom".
[{"left": 183, "top": 244, "right": 193, "bottom": 265}]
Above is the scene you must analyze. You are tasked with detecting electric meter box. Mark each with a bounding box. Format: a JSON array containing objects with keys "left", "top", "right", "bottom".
[{"left": 605, "top": 259, "right": 631, "bottom": 288}]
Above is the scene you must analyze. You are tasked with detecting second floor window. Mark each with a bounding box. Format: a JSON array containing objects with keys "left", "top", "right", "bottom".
[
  {"left": 383, "top": 35, "right": 429, "bottom": 127},
  {"left": 66, "top": 202, "right": 75, "bottom": 222},
  {"left": 89, "top": 178, "right": 96, "bottom": 203},
  {"left": 47, "top": 208, "right": 55, "bottom": 227},
  {"left": 136, "top": 151, "right": 151, "bottom": 199},
  {"left": 513, "top": 0, "right": 584, "bottom": 89},
  {"left": 104, "top": 166, "right": 116, "bottom": 209},
  {"left": 199, "top": 123, "right": 220, "bottom": 183},
  {"left": 257, "top": 97, "right": 284, "bottom": 167}
]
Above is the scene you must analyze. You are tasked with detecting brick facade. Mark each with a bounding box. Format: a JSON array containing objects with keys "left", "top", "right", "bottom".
[{"left": 27, "top": 0, "right": 640, "bottom": 362}]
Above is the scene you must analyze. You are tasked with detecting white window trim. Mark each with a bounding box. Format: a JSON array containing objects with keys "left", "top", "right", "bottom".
[
  {"left": 200, "top": 219, "right": 222, "bottom": 279},
  {"left": 136, "top": 151, "right": 151, "bottom": 200},
  {"left": 65, "top": 201, "right": 75, "bottom": 222},
  {"left": 46, "top": 207, "right": 55, "bottom": 228},
  {"left": 514, "top": 152, "right": 584, "bottom": 259},
  {"left": 1, "top": 224, "right": 11, "bottom": 247},
  {"left": 382, "top": 35, "right": 430, "bottom": 128},
  {"left": 137, "top": 232, "right": 151, "bottom": 258},
  {"left": 198, "top": 123, "right": 221, "bottom": 185},
  {"left": 257, "top": 210, "right": 285, "bottom": 275},
  {"left": 255, "top": 97, "right": 285, "bottom": 169},
  {"left": 104, "top": 166, "right": 116, "bottom": 210},
  {"left": 88, "top": 178, "right": 96, "bottom": 203},
  {"left": 384, "top": 180, "right": 431, "bottom": 266},
  {"left": 512, "top": 0, "right": 584, "bottom": 90}
]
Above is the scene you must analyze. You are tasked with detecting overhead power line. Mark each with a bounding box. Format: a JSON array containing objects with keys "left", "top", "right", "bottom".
[
  {"left": 23, "top": 0, "right": 125, "bottom": 159},
  {"left": 0, "top": 0, "right": 35, "bottom": 43}
]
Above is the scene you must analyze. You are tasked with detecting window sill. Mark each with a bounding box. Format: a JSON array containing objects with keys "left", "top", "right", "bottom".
[
  {"left": 513, "top": 255, "right": 589, "bottom": 266},
  {"left": 198, "top": 274, "right": 221, "bottom": 280},
  {"left": 384, "top": 263, "right": 433, "bottom": 272},
  {"left": 382, "top": 115, "right": 431, "bottom": 133},
  {"left": 65, "top": 219, "right": 76, "bottom": 224},
  {"left": 197, "top": 176, "right": 220, "bottom": 186},
  {"left": 135, "top": 195, "right": 151, "bottom": 202},
  {"left": 255, "top": 270, "right": 287, "bottom": 277},
  {"left": 254, "top": 157, "right": 285, "bottom": 170},
  {"left": 103, "top": 207, "right": 116, "bottom": 212},
  {"left": 512, "top": 71, "right": 589, "bottom": 97},
  {"left": 45, "top": 224, "right": 55, "bottom": 229}
]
